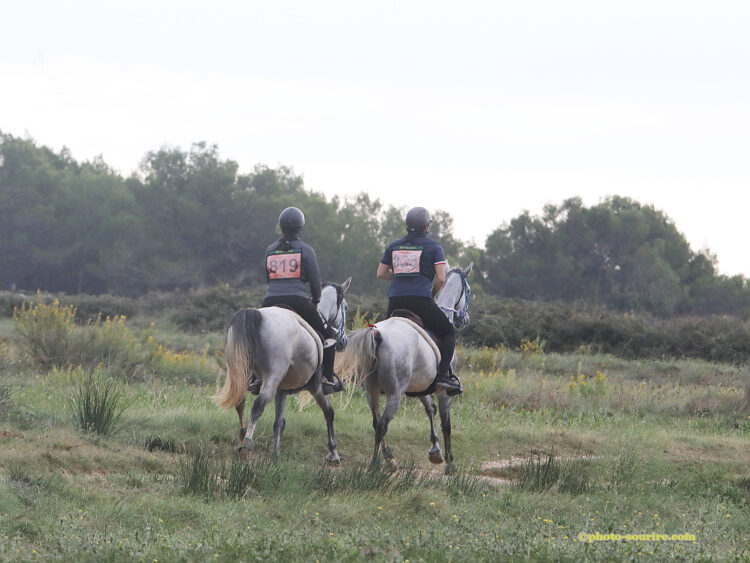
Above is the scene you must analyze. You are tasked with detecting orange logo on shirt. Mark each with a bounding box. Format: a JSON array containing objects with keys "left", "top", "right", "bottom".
[{"left": 267, "top": 251, "right": 302, "bottom": 279}]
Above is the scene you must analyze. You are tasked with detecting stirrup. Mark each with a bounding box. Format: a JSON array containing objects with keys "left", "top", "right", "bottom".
[
  {"left": 435, "top": 372, "right": 463, "bottom": 395},
  {"left": 322, "top": 374, "right": 344, "bottom": 395},
  {"left": 247, "top": 376, "right": 261, "bottom": 395}
]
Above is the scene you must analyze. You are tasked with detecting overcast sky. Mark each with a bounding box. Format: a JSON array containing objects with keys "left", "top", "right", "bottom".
[{"left": 2, "top": 0, "right": 749, "bottom": 275}]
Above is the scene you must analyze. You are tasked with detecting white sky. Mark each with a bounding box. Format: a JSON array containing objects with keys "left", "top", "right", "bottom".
[{"left": 2, "top": 0, "right": 749, "bottom": 276}]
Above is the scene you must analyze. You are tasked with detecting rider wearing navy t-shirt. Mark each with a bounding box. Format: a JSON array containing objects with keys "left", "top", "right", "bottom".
[
  {"left": 377, "top": 207, "right": 463, "bottom": 394},
  {"left": 247, "top": 206, "right": 344, "bottom": 396}
]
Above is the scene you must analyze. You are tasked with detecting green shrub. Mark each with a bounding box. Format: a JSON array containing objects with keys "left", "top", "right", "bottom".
[
  {"left": 67, "top": 369, "right": 128, "bottom": 436},
  {"left": 0, "top": 290, "right": 142, "bottom": 321},
  {"left": 171, "top": 284, "right": 264, "bottom": 332},
  {"left": 14, "top": 297, "right": 149, "bottom": 374},
  {"left": 459, "top": 295, "right": 750, "bottom": 364},
  {"left": 12, "top": 294, "right": 216, "bottom": 382},
  {"left": 13, "top": 294, "right": 77, "bottom": 369},
  {"left": 0, "top": 291, "right": 34, "bottom": 318}
]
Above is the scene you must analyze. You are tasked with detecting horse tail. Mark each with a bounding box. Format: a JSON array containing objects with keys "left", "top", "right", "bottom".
[
  {"left": 213, "top": 308, "right": 263, "bottom": 409},
  {"left": 336, "top": 326, "right": 382, "bottom": 387}
]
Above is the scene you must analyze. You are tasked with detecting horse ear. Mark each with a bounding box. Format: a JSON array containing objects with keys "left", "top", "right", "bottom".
[
  {"left": 463, "top": 262, "right": 473, "bottom": 276},
  {"left": 341, "top": 277, "right": 352, "bottom": 293}
]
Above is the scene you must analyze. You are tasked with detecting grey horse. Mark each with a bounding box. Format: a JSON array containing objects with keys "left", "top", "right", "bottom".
[
  {"left": 337, "top": 264, "right": 472, "bottom": 473},
  {"left": 213, "top": 279, "right": 351, "bottom": 463}
]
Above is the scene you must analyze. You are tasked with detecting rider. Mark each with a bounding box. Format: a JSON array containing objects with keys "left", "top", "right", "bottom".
[
  {"left": 376, "top": 206, "right": 463, "bottom": 394},
  {"left": 247, "top": 206, "right": 344, "bottom": 396}
]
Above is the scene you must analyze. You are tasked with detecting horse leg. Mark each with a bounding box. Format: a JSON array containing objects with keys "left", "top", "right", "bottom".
[
  {"left": 419, "top": 395, "right": 443, "bottom": 464},
  {"left": 437, "top": 390, "right": 455, "bottom": 474},
  {"left": 364, "top": 379, "right": 386, "bottom": 466},
  {"left": 311, "top": 388, "right": 340, "bottom": 465},
  {"left": 374, "top": 393, "right": 402, "bottom": 471},
  {"left": 238, "top": 385, "right": 275, "bottom": 451},
  {"left": 272, "top": 391, "right": 287, "bottom": 458},
  {"left": 235, "top": 397, "right": 247, "bottom": 442}
]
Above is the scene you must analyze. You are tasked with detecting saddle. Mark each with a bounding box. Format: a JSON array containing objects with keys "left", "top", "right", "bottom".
[
  {"left": 388, "top": 310, "right": 441, "bottom": 397},
  {"left": 390, "top": 309, "right": 425, "bottom": 329}
]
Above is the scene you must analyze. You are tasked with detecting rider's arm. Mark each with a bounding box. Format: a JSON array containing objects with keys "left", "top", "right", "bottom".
[
  {"left": 304, "top": 245, "right": 322, "bottom": 303},
  {"left": 432, "top": 262, "right": 446, "bottom": 298},
  {"left": 377, "top": 262, "right": 394, "bottom": 281}
]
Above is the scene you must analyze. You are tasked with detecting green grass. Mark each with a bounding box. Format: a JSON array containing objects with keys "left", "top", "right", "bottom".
[{"left": 0, "top": 331, "right": 748, "bottom": 561}]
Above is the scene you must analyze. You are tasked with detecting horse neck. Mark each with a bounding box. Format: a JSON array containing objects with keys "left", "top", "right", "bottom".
[
  {"left": 318, "top": 285, "right": 339, "bottom": 324},
  {"left": 436, "top": 271, "right": 463, "bottom": 312}
]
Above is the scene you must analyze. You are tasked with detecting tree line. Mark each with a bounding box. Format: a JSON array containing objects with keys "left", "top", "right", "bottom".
[{"left": 1, "top": 131, "right": 748, "bottom": 319}]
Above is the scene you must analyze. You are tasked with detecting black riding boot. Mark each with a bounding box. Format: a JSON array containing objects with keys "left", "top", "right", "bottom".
[
  {"left": 435, "top": 366, "right": 463, "bottom": 395},
  {"left": 321, "top": 343, "right": 344, "bottom": 395}
]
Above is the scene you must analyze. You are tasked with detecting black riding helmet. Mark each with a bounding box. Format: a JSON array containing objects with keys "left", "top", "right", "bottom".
[
  {"left": 279, "top": 207, "right": 305, "bottom": 237},
  {"left": 405, "top": 206, "right": 431, "bottom": 232}
]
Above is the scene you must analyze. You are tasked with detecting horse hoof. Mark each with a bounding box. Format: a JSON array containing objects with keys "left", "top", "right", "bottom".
[
  {"left": 428, "top": 449, "right": 444, "bottom": 465},
  {"left": 385, "top": 458, "right": 398, "bottom": 473},
  {"left": 326, "top": 452, "right": 341, "bottom": 465},
  {"left": 444, "top": 462, "right": 457, "bottom": 475},
  {"left": 382, "top": 445, "right": 394, "bottom": 460},
  {"left": 236, "top": 437, "right": 254, "bottom": 452}
]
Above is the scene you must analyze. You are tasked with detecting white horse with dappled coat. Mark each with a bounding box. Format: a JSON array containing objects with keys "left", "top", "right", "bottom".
[
  {"left": 337, "top": 264, "right": 472, "bottom": 473},
  {"left": 213, "top": 279, "right": 350, "bottom": 463}
]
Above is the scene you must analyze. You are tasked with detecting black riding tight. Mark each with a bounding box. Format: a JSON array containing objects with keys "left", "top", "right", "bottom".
[{"left": 387, "top": 296, "right": 456, "bottom": 374}]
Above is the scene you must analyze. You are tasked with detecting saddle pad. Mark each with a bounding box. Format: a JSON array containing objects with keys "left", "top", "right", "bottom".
[{"left": 388, "top": 316, "right": 441, "bottom": 365}]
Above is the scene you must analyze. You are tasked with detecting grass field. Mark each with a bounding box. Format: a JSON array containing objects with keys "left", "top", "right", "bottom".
[{"left": 1, "top": 313, "right": 749, "bottom": 562}]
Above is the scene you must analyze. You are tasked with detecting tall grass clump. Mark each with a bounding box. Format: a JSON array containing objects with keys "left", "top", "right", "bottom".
[
  {"left": 557, "top": 456, "right": 595, "bottom": 495},
  {"left": 223, "top": 455, "right": 287, "bottom": 498},
  {"left": 609, "top": 442, "right": 641, "bottom": 493},
  {"left": 177, "top": 442, "right": 222, "bottom": 496},
  {"left": 445, "top": 462, "right": 485, "bottom": 497},
  {"left": 0, "top": 375, "right": 12, "bottom": 418},
  {"left": 307, "top": 459, "right": 447, "bottom": 495},
  {"left": 517, "top": 451, "right": 561, "bottom": 492},
  {"left": 67, "top": 369, "right": 127, "bottom": 436},
  {"left": 0, "top": 341, "right": 13, "bottom": 415}
]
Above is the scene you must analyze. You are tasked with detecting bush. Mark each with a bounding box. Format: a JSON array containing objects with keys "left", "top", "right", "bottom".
[
  {"left": 0, "top": 290, "right": 142, "bottom": 321},
  {"left": 171, "top": 284, "right": 264, "bottom": 332},
  {"left": 13, "top": 295, "right": 78, "bottom": 369},
  {"left": 13, "top": 295, "right": 152, "bottom": 374},
  {"left": 458, "top": 295, "right": 750, "bottom": 364}
]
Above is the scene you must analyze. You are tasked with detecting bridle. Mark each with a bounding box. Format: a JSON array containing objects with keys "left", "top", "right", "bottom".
[{"left": 439, "top": 268, "right": 471, "bottom": 329}]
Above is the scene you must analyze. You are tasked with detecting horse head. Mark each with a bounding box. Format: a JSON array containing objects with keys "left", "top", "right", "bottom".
[
  {"left": 320, "top": 277, "right": 351, "bottom": 350},
  {"left": 437, "top": 263, "right": 472, "bottom": 329}
]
